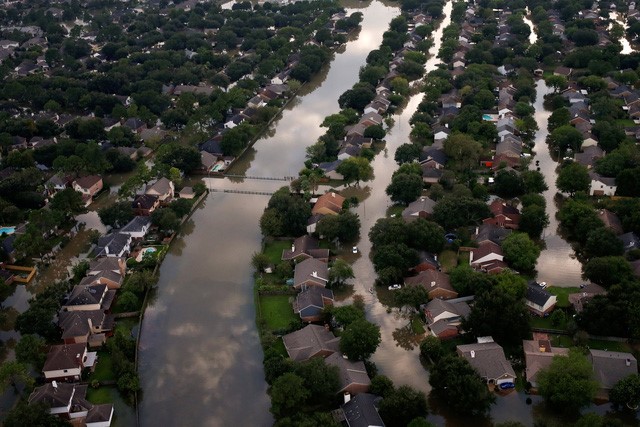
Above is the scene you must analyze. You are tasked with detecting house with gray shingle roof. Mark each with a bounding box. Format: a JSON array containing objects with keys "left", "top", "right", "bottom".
[
  {"left": 341, "top": 393, "right": 385, "bottom": 427},
  {"left": 120, "top": 216, "right": 152, "bottom": 239},
  {"left": 589, "top": 350, "right": 638, "bottom": 396},
  {"left": 525, "top": 284, "right": 557, "bottom": 316},
  {"left": 457, "top": 340, "right": 516, "bottom": 387},
  {"left": 294, "top": 286, "right": 334, "bottom": 322},
  {"left": 282, "top": 324, "right": 340, "bottom": 362},
  {"left": 42, "top": 343, "right": 95, "bottom": 381},
  {"left": 282, "top": 235, "right": 329, "bottom": 262},
  {"left": 293, "top": 258, "right": 329, "bottom": 289},
  {"left": 423, "top": 298, "right": 470, "bottom": 339},
  {"left": 523, "top": 339, "right": 569, "bottom": 387},
  {"left": 325, "top": 352, "right": 371, "bottom": 395}
]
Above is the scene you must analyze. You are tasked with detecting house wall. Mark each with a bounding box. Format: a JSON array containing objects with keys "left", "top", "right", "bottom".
[
  {"left": 340, "top": 382, "right": 370, "bottom": 396},
  {"left": 64, "top": 303, "right": 101, "bottom": 311},
  {"left": 428, "top": 288, "right": 458, "bottom": 300},
  {"left": 433, "top": 327, "right": 458, "bottom": 339},
  {"left": 50, "top": 403, "right": 72, "bottom": 415},
  {"left": 590, "top": 181, "right": 616, "bottom": 196},
  {"left": 44, "top": 367, "right": 82, "bottom": 380}
]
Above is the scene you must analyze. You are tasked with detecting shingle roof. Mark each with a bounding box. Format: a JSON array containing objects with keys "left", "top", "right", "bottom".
[
  {"left": 294, "top": 258, "right": 329, "bottom": 287},
  {"left": 132, "top": 194, "right": 159, "bottom": 210},
  {"left": 29, "top": 382, "right": 75, "bottom": 408},
  {"left": 294, "top": 286, "right": 334, "bottom": 313},
  {"left": 74, "top": 175, "right": 102, "bottom": 190},
  {"left": 325, "top": 352, "right": 371, "bottom": 392},
  {"left": 523, "top": 339, "right": 569, "bottom": 384},
  {"left": 58, "top": 310, "right": 110, "bottom": 340},
  {"left": 120, "top": 216, "right": 151, "bottom": 234},
  {"left": 589, "top": 350, "right": 638, "bottom": 389},
  {"left": 457, "top": 342, "right": 516, "bottom": 380},
  {"left": 145, "top": 177, "right": 173, "bottom": 196},
  {"left": 282, "top": 324, "right": 340, "bottom": 362},
  {"left": 526, "top": 285, "right": 553, "bottom": 307},
  {"left": 342, "top": 393, "right": 384, "bottom": 427},
  {"left": 43, "top": 343, "right": 86, "bottom": 372}
]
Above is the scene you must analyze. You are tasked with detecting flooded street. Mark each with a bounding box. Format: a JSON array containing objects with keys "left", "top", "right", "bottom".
[{"left": 138, "top": 2, "right": 399, "bottom": 425}]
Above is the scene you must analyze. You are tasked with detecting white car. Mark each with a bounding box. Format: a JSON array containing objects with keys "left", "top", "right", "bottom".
[
  {"left": 388, "top": 284, "right": 401, "bottom": 290},
  {"left": 352, "top": 246, "right": 358, "bottom": 254}
]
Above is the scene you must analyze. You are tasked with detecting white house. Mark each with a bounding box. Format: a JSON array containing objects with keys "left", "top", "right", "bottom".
[
  {"left": 120, "top": 216, "right": 151, "bottom": 239},
  {"left": 42, "top": 343, "right": 96, "bottom": 381},
  {"left": 145, "top": 177, "right": 175, "bottom": 202},
  {"left": 589, "top": 172, "right": 617, "bottom": 196},
  {"left": 525, "top": 285, "right": 557, "bottom": 316}
]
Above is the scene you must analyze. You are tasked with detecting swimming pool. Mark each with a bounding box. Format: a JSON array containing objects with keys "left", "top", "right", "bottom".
[
  {"left": 482, "top": 114, "right": 493, "bottom": 121},
  {"left": 136, "top": 247, "right": 157, "bottom": 262},
  {"left": 0, "top": 227, "right": 15, "bottom": 236}
]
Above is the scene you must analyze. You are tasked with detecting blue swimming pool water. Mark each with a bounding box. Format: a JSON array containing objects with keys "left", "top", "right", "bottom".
[
  {"left": 482, "top": 114, "right": 493, "bottom": 121},
  {"left": 0, "top": 227, "right": 15, "bottom": 235}
]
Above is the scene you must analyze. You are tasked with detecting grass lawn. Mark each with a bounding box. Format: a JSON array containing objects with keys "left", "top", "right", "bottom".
[
  {"left": 115, "top": 318, "right": 138, "bottom": 338},
  {"left": 88, "top": 350, "right": 115, "bottom": 382},
  {"left": 549, "top": 334, "right": 631, "bottom": 353},
  {"left": 87, "top": 387, "right": 113, "bottom": 404},
  {"left": 411, "top": 317, "right": 426, "bottom": 334},
  {"left": 615, "top": 119, "right": 636, "bottom": 127},
  {"left": 259, "top": 295, "right": 296, "bottom": 331},
  {"left": 263, "top": 240, "right": 292, "bottom": 265},
  {"left": 550, "top": 334, "right": 573, "bottom": 348},
  {"left": 387, "top": 205, "right": 404, "bottom": 218},
  {"left": 271, "top": 337, "right": 288, "bottom": 357},
  {"left": 439, "top": 250, "right": 458, "bottom": 272},
  {"left": 547, "top": 286, "right": 580, "bottom": 308}
]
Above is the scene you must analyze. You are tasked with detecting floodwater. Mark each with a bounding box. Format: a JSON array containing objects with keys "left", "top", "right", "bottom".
[
  {"left": 137, "top": 2, "right": 399, "bottom": 426},
  {"left": 610, "top": 11, "right": 636, "bottom": 55}
]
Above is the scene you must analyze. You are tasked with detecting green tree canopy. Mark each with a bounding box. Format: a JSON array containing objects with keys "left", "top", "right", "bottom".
[
  {"left": 537, "top": 350, "right": 598, "bottom": 413},
  {"left": 609, "top": 374, "right": 640, "bottom": 411},
  {"left": 386, "top": 173, "right": 423, "bottom": 205},
  {"left": 557, "top": 162, "right": 591, "bottom": 196},
  {"left": 378, "top": 385, "right": 428, "bottom": 427},
  {"left": 501, "top": 232, "right": 540, "bottom": 272},
  {"left": 339, "top": 318, "right": 381, "bottom": 361}
]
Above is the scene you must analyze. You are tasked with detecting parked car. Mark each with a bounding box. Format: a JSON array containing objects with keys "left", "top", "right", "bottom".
[
  {"left": 499, "top": 382, "right": 515, "bottom": 390},
  {"left": 388, "top": 284, "right": 401, "bottom": 290},
  {"left": 352, "top": 246, "right": 358, "bottom": 254}
]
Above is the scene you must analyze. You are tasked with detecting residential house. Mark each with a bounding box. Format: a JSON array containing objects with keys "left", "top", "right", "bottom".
[
  {"left": 317, "top": 160, "right": 344, "bottom": 180},
  {"left": 423, "top": 297, "right": 471, "bottom": 339},
  {"left": 421, "top": 167, "right": 444, "bottom": 184},
  {"left": 307, "top": 214, "right": 324, "bottom": 234},
  {"left": 338, "top": 145, "right": 362, "bottom": 160},
  {"left": 341, "top": 393, "right": 385, "bottom": 427},
  {"left": 200, "top": 139, "right": 224, "bottom": 157},
  {"left": 419, "top": 147, "right": 447, "bottom": 169},
  {"left": 312, "top": 192, "right": 345, "bottom": 216},
  {"left": 432, "top": 125, "right": 451, "bottom": 145},
  {"left": 145, "top": 177, "right": 174, "bottom": 202},
  {"left": 525, "top": 284, "right": 557, "bottom": 316},
  {"left": 88, "top": 257, "right": 126, "bottom": 279},
  {"left": 294, "top": 286, "right": 334, "bottom": 322},
  {"left": 29, "top": 382, "right": 114, "bottom": 426},
  {"left": 597, "top": 209, "right": 623, "bottom": 235},
  {"left": 58, "top": 310, "right": 113, "bottom": 347},
  {"left": 282, "top": 235, "right": 330, "bottom": 262},
  {"left": 412, "top": 252, "right": 441, "bottom": 272},
  {"left": 42, "top": 343, "right": 96, "bottom": 381},
  {"left": 523, "top": 339, "right": 569, "bottom": 387},
  {"left": 554, "top": 66, "right": 572, "bottom": 77},
  {"left": 120, "top": 216, "right": 152, "bottom": 239},
  {"left": 62, "top": 284, "right": 116, "bottom": 312},
  {"left": 123, "top": 117, "right": 146, "bottom": 133},
  {"left": 404, "top": 270, "right": 458, "bottom": 300},
  {"left": 179, "top": 187, "right": 195, "bottom": 199},
  {"left": 574, "top": 145, "right": 604, "bottom": 169},
  {"left": 200, "top": 151, "right": 217, "bottom": 172},
  {"left": 45, "top": 174, "right": 73, "bottom": 197},
  {"left": 79, "top": 270, "right": 123, "bottom": 290},
  {"left": 589, "top": 172, "right": 617, "bottom": 196},
  {"left": 470, "top": 241, "right": 506, "bottom": 274},
  {"left": 293, "top": 258, "right": 330, "bottom": 289},
  {"left": 484, "top": 200, "right": 520, "bottom": 229},
  {"left": 589, "top": 350, "right": 638, "bottom": 397},
  {"left": 73, "top": 175, "right": 103, "bottom": 204},
  {"left": 132, "top": 194, "right": 160, "bottom": 216},
  {"left": 282, "top": 324, "right": 340, "bottom": 362},
  {"left": 619, "top": 232, "right": 640, "bottom": 252},
  {"left": 457, "top": 340, "right": 516, "bottom": 387},
  {"left": 325, "top": 353, "right": 371, "bottom": 395},
  {"left": 475, "top": 223, "right": 512, "bottom": 246},
  {"left": 568, "top": 283, "right": 606, "bottom": 312},
  {"left": 401, "top": 196, "right": 436, "bottom": 222},
  {"left": 359, "top": 112, "right": 383, "bottom": 127},
  {"left": 95, "top": 233, "right": 132, "bottom": 258}
]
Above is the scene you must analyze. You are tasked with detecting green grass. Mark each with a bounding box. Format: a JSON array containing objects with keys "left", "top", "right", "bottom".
[
  {"left": 259, "top": 295, "right": 296, "bottom": 330},
  {"left": 550, "top": 334, "right": 574, "bottom": 348},
  {"left": 411, "top": 317, "right": 426, "bottom": 334},
  {"left": 272, "top": 337, "right": 288, "bottom": 357},
  {"left": 615, "top": 119, "right": 636, "bottom": 127},
  {"left": 115, "top": 318, "right": 138, "bottom": 339},
  {"left": 457, "top": 251, "right": 469, "bottom": 265},
  {"left": 549, "top": 334, "right": 631, "bottom": 353},
  {"left": 263, "top": 240, "right": 292, "bottom": 265},
  {"left": 530, "top": 315, "right": 560, "bottom": 329},
  {"left": 88, "top": 351, "right": 115, "bottom": 382},
  {"left": 439, "top": 250, "right": 458, "bottom": 272},
  {"left": 86, "top": 387, "right": 113, "bottom": 404},
  {"left": 547, "top": 286, "right": 580, "bottom": 308},
  {"left": 387, "top": 205, "right": 404, "bottom": 218}
]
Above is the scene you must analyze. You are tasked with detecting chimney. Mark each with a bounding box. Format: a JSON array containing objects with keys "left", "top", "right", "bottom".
[
  {"left": 311, "top": 271, "right": 318, "bottom": 278},
  {"left": 434, "top": 255, "right": 438, "bottom": 261},
  {"left": 430, "top": 281, "right": 436, "bottom": 287},
  {"left": 291, "top": 244, "right": 295, "bottom": 252},
  {"left": 470, "top": 350, "right": 476, "bottom": 358},
  {"left": 343, "top": 392, "right": 351, "bottom": 404},
  {"left": 331, "top": 192, "right": 335, "bottom": 198},
  {"left": 52, "top": 380, "right": 58, "bottom": 390},
  {"left": 475, "top": 226, "right": 479, "bottom": 235}
]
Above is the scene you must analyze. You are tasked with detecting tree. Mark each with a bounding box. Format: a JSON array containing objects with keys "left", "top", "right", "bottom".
[
  {"left": 395, "top": 285, "right": 429, "bottom": 308},
  {"left": 464, "top": 286, "right": 530, "bottom": 349},
  {"left": 337, "top": 156, "right": 373, "bottom": 185},
  {"left": 252, "top": 252, "right": 270, "bottom": 272},
  {"left": 0, "top": 361, "right": 33, "bottom": 394},
  {"left": 519, "top": 204, "right": 549, "bottom": 240},
  {"left": 4, "top": 402, "right": 68, "bottom": 427},
  {"left": 419, "top": 335, "right": 444, "bottom": 363},
  {"left": 545, "top": 75, "right": 568, "bottom": 92},
  {"left": 295, "top": 358, "right": 340, "bottom": 406},
  {"left": 99, "top": 201, "right": 134, "bottom": 229},
  {"left": 584, "top": 228, "right": 624, "bottom": 259},
  {"left": 151, "top": 208, "right": 180, "bottom": 233},
  {"left": 432, "top": 197, "right": 491, "bottom": 230},
  {"left": 549, "top": 125, "right": 583, "bottom": 154},
  {"left": 502, "top": 232, "right": 540, "bottom": 272},
  {"left": 378, "top": 385, "right": 428, "bottom": 427},
  {"left": 616, "top": 168, "right": 640, "bottom": 197},
  {"left": 117, "top": 291, "right": 140, "bottom": 312},
  {"left": 521, "top": 170, "right": 548, "bottom": 194},
  {"left": 260, "top": 187, "right": 311, "bottom": 237},
  {"left": 406, "top": 219, "right": 445, "bottom": 253},
  {"left": 386, "top": 173, "right": 423, "bottom": 205},
  {"left": 493, "top": 170, "right": 525, "bottom": 198},
  {"left": 547, "top": 107, "right": 570, "bottom": 132},
  {"left": 395, "top": 143, "right": 421, "bottom": 165},
  {"left": 443, "top": 133, "right": 482, "bottom": 173},
  {"left": 340, "top": 318, "right": 381, "bottom": 361},
  {"left": 449, "top": 264, "right": 493, "bottom": 296},
  {"left": 364, "top": 124, "right": 386, "bottom": 140},
  {"left": 557, "top": 162, "right": 590, "bottom": 196},
  {"left": 372, "top": 243, "right": 419, "bottom": 273},
  {"left": 329, "top": 258, "right": 354, "bottom": 286},
  {"left": 123, "top": 270, "right": 157, "bottom": 294},
  {"left": 370, "top": 375, "right": 395, "bottom": 398},
  {"left": 331, "top": 304, "right": 365, "bottom": 328},
  {"left": 317, "top": 212, "right": 361, "bottom": 243},
  {"left": 537, "top": 350, "right": 598, "bottom": 413},
  {"left": 270, "top": 373, "right": 310, "bottom": 417},
  {"left": 609, "top": 374, "right": 640, "bottom": 411},
  {"left": 49, "top": 188, "right": 85, "bottom": 216},
  {"left": 369, "top": 217, "right": 409, "bottom": 247},
  {"left": 15, "top": 334, "right": 46, "bottom": 370},
  {"left": 583, "top": 256, "right": 634, "bottom": 288},
  {"left": 429, "top": 355, "right": 495, "bottom": 416}
]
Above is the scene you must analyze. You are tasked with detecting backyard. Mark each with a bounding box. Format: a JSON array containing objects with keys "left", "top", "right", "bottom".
[{"left": 258, "top": 295, "right": 297, "bottom": 331}]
